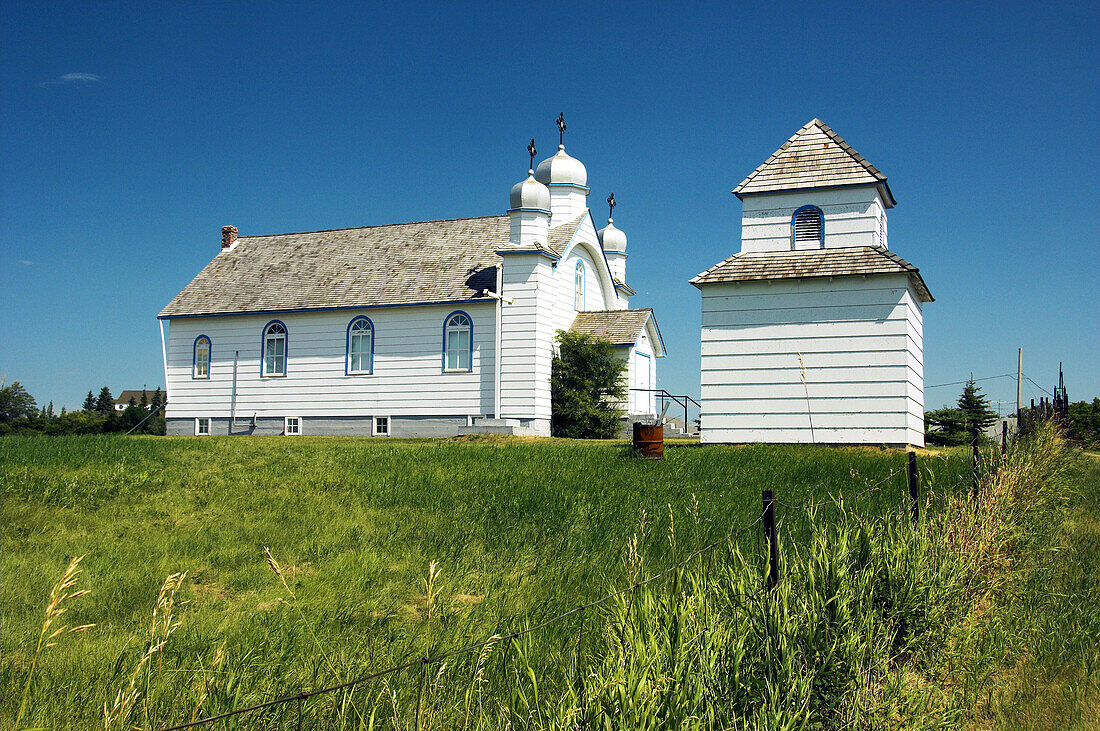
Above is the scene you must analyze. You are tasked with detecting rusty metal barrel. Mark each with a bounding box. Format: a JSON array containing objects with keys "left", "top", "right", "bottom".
[{"left": 632, "top": 422, "right": 664, "bottom": 460}]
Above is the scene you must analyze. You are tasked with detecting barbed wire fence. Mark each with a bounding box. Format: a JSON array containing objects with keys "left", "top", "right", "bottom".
[{"left": 159, "top": 445, "right": 989, "bottom": 731}]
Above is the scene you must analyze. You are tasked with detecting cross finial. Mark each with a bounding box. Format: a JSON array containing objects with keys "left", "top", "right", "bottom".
[
  {"left": 556, "top": 112, "right": 566, "bottom": 145},
  {"left": 607, "top": 192, "right": 616, "bottom": 220},
  {"left": 527, "top": 139, "right": 536, "bottom": 171}
]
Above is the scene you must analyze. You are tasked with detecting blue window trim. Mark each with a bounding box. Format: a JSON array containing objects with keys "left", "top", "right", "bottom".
[
  {"left": 791, "top": 205, "right": 824, "bottom": 249},
  {"left": 192, "top": 334, "right": 211, "bottom": 379},
  {"left": 345, "top": 316, "right": 376, "bottom": 375},
  {"left": 261, "top": 319, "right": 288, "bottom": 377},
  {"left": 441, "top": 310, "right": 473, "bottom": 373},
  {"left": 574, "top": 260, "right": 586, "bottom": 310},
  {"left": 634, "top": 351, "right": 652, "bottom": 410}
]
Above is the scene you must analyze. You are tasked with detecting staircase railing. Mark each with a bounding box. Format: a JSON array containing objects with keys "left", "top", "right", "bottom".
[{"left": 629, "top": 389, "right": 701, "bottom": 434}]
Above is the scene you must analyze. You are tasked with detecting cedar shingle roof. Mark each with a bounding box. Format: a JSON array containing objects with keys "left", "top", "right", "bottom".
[
  {"left": 569, "top": 308, "right": 654, "bottom": 346},
  {"left": 690, "top": 246, "right": 933, "bottom": 302},
  {"left": 734, "top": 119, "right": 895, "bottom": 206},
  {"left": 160, "top": 214, "right": 590, "bottom": 318}
]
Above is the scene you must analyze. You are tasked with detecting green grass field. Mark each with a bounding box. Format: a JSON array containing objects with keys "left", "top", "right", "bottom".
[{"left": 1, "top": 433, "right": 1093, "bottom": 729}]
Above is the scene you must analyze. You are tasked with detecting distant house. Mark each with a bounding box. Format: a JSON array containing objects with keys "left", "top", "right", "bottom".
[
  {"left": 112, "top": 390, "right": 164, "bottom": 411},
  {"left": 158, "top": 129, "right": 665, "bottom": 437},
  {"left": 692, "top": 119, "right": 932, "bottom": 447}
]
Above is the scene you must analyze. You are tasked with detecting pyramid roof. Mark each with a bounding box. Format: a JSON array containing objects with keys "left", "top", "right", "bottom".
[{"left": 734, "top": 119, "right": 896, "bottom": 206}]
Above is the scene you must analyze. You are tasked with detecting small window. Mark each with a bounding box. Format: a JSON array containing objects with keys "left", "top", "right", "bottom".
[
  {"left": 193, "top": 336, "right": 211, "bottom": 379},
  {"left": 574, "top": 260, "right": 586, "bottom": 310},
  {"left": 285, "top": 416, "right": 301, "bottom": 436},
  {"left": 791, "top": 206, "right": 824, "bottom": 249},
  {"left": 263, "top": 321, "right": 287, "bottom": 376},
  {"left": 196, "top": 417, "right": 211, "bottom": 436},
  {"left": 347, "top": 317, "right": 374, "bottom": 374},
  {"left": 443, "top": 312, "right": 472, "bottom": 372},
  {"left": 374, "top": 416, "right": 390, "bottom": 436}
]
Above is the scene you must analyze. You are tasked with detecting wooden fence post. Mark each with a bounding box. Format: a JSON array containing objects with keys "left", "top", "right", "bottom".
[
  {"left": 907, "top": 451, "right": 919, "bottom": 527},
  {"left": 762, "top": 490, "right": 778, "bottom": 589},
  {"left": 971, "top": 431, "right": 981, "bottom": 509},
  {"left": 1002, "top": 420, "right": 1008, "bottom": 453}
]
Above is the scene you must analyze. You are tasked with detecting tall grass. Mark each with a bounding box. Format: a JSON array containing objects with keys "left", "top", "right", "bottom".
[{"left": 1, "top": 430, "right": 1079, "bottom": 728}]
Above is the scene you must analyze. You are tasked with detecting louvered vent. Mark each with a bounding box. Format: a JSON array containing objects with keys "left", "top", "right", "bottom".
[{"left": 793, "top": 207, "right": 823, "bottom": 248}]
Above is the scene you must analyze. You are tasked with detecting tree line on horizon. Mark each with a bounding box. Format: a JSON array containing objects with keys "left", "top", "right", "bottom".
[
  {"left": 0, "top": 382, "right": 165, "bottom": 436},
  {"left": 924, "top": 378, "right": 1100, "bottom": 448}
]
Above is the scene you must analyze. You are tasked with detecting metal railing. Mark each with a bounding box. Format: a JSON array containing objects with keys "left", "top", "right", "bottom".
[{"left": 629, "top": 388, "right": 701, "bottom": 433}]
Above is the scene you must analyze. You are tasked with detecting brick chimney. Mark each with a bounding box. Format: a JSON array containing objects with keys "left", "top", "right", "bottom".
[{"left": 221, "top": 225, "right": 238, "bottom": 250}]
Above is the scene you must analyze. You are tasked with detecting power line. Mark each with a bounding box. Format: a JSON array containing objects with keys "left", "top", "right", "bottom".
[{"left": 925, "top": 373, "right": 1015, "bottom": 389}]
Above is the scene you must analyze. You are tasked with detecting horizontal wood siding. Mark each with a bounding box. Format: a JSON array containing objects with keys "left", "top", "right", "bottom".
[
  {"left": 699, "top": 274, "right": 923, "bottom": 445},
  {"left": 499, "top": 254, "right": 553, "bottom": 420},
  {"left": 741, "top": 187, "right": 888, "bottom": 253},
  {"left": 165, "top": 303, "right": 494, "bottom": 419}
]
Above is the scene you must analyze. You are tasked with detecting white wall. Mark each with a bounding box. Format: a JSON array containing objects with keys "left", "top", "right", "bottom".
[
  {"left": 740, "top": 187, "right": 889, "bottom": 253},
  {"left": 498, "top": 253, "right": 554, "bottom": 424},
  {"left": 164, "top": 303, "right": 495, "bottom": 420},
  {"left": 699, "top": 273, "right": 924, "bottom": 446}
]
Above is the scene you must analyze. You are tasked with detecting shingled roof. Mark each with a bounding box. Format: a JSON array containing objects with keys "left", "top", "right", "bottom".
[
  {"left": 569, "top": 308, "right": 659, "bottom": 348},
  {"left": 160, "top": 214, "right": 593, "bottom": 318},
  {"left": 690, "top": 246, "right": 933, "bottom": 302},
  {"left": 734, "top": 119, "right": 896, "bottom": 206}
]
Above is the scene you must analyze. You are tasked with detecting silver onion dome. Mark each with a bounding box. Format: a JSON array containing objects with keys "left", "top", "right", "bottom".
[
  {"left": 534, "top": 144, "right": 588, "bottom": 188},
  {"left": 509, "top": 170, "right": 551, "bottom": 211},
  {"left": 598, "top": 218, "right": 627, "bottom": 253}
]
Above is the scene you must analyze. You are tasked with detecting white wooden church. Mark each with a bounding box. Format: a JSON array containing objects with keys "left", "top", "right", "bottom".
[
  {"left": 158, "top": 124, "right": 664, "bottom": 437},
  {"left": 692, "top": 119, "right": 932, "bottom": 447}
]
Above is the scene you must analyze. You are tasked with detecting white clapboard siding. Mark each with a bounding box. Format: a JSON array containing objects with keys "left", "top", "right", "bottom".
[
  {"left": 165, "top": 303, "right": 495, "bottom": 419},
  {"left": 741, "top": 187, "right": 889, "bottom": 253},
  {"left": 699, "top": 273, "right": 925, "bottom": 446},
  {"left": 499, "top": 253, "right": 554, "bottom": 421}
]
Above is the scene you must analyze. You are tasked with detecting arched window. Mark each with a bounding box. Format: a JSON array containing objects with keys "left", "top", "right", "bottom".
[
  {"left": 791, "top": 205, "right": 824, "bottom": 249},
  {"left": 574, "top": 260, "right": 586, "bottom": 310},
  {"left": 346, "top": 316, "right": 374, "bottom": 374},
  {"left": 262, "top": 321, "right": 287, "bottom": 376},
  {"left": 193, "top": 335, "right": 211, "bottom": 379},
  {"left": 443, "top": 312, "right": 472, "bottom": 372}
]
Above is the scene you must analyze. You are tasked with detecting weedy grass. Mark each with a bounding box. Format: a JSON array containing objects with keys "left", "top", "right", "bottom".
[{"left": 0, "top": 430, "right": 1084, "bottom": 729}]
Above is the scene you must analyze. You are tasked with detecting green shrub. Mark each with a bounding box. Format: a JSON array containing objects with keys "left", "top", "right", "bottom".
[{"left": 550, "top": 331, "right": 626, "bottom": 439}]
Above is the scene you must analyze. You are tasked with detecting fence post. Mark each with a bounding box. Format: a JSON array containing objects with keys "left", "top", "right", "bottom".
[
  {"left": 576, "top": 606, "right": 586, "bottom": 730},
  {"left": 907, "top": 451, "right": 919, "bottom": 527},
  {"left": 504, "top": 639, "right": 515, "bottom": 730},
  {"left": 415, "top": 658, "right": 426, "bottom": 731},
  {"left": 971, "top": 431, "right": 981, "bottom": 509},
  {"left": 1002, "top": 420, "right": 1008, "bottom": 453},
  {"left": 762, "top": 490, "right": 778, "bottom": 589}
]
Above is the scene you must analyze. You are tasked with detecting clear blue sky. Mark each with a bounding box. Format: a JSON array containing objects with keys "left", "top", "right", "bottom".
[{"left": 2, "top": 1, "right": 1097, "bottom": 414}]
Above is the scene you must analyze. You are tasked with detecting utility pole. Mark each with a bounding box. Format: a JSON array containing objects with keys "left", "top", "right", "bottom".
[{"left": 1016, "top": 348, "right": 1022, "bottom": 418}]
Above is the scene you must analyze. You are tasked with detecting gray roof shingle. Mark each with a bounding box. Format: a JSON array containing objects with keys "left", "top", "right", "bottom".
[
  {"left": 160, "top": 214, "right": 590, "bottom": 318},
  {"left": 690, "top": 246, "right": 933, "bottom": 302},
  {"left": 733, "top": 119, "right": 895, "bottom": 205},
  {"left": 569, "top": 308, "right": 654, "bottom": 346}
]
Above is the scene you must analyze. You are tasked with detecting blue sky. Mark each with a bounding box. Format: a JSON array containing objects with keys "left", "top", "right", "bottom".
[{"left": 2, "top": 1, "right": 1097, "bottom": 414}]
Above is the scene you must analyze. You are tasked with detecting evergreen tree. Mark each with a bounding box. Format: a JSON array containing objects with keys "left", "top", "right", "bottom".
[
  {"left": 83, "top": 390, "right": 96, "bottom": 411},
  {"left": 128, "top": 395, "right": 137, "bottom": 408},
  {"left": 550, "top": 331, "right": 627, "bottom": 438},
  {"left": 151, "top": 388, "right": 163, "bottom": 410},
  {"left": 140, "top": 389, "right": 149, "bottom": 408},
  {"left": 47, "top": 401, "right": 55, "bottom": 419},
  {"left": 957, "top": 378, "right": 997, "bottom": 439},
  {"left": 0, "top": 382, "right": 38, "bottom": 423},
  {"left": 94, "top": 386, "right": 114, "bottom": 416}
]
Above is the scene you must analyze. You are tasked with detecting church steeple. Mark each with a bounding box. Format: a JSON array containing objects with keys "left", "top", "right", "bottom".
[
  {"left": 507, "top": 139, "right": 551, "bottom": 246},
  {"left": 598, "top": 192, "right": 628, "bottom": 284},
  {"left": 535, "top": 113, "right": 589, "bottom": 224}
]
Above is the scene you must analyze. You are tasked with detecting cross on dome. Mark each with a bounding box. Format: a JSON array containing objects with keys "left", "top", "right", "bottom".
[
  {"left": 527, "top": 139, "right": 537, "bottom": 171},
  {"left": 557, "top": 112, "right": 566, "bottom": 145},
  {"left": 607, "top": 192, "right": 616, "bottom": 221}
]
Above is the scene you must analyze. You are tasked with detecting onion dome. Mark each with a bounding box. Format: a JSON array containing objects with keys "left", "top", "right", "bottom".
[
  {"left": 535, "top": 144, "right": 588, "bottom": 188},
  {"left": 598, "top": 218, "right": 627, "bottom": 253},
  {"left": 509, "top": 170, "right": 550, "bottom": 211}
]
